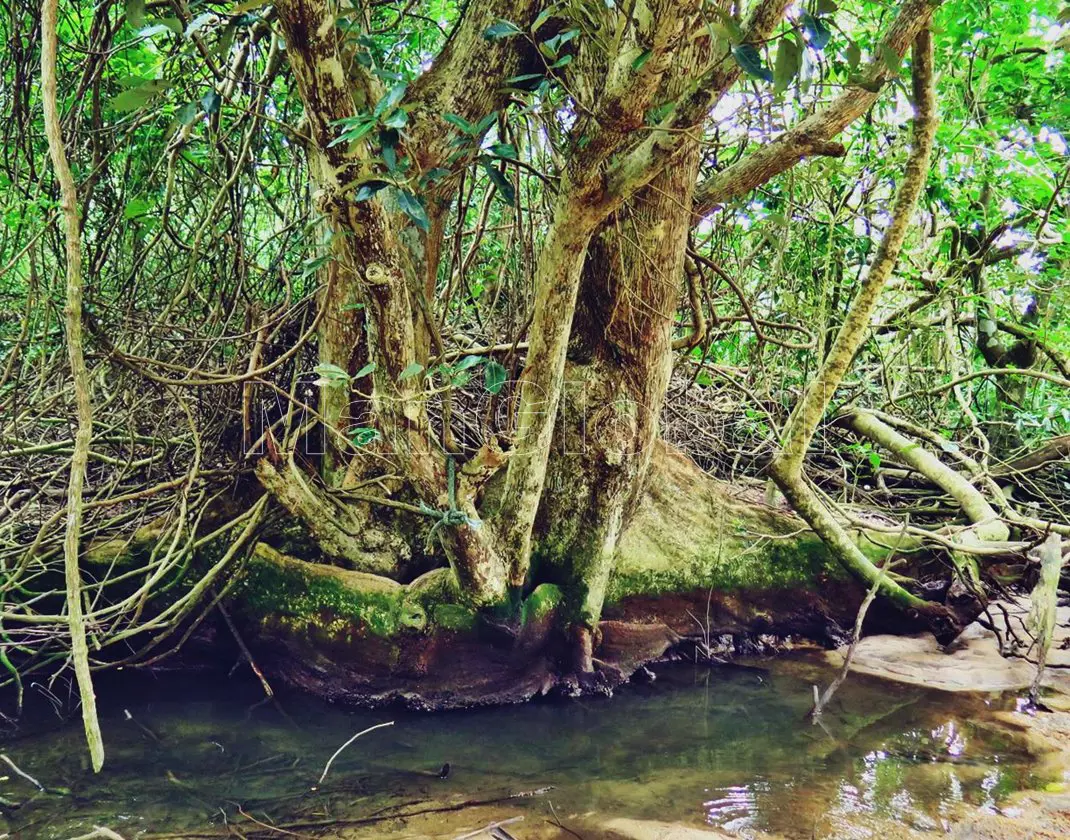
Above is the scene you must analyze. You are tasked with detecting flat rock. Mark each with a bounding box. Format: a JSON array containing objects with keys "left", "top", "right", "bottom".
[{"left": 826, "top": 600, "right": 1070, "bottom": 694}]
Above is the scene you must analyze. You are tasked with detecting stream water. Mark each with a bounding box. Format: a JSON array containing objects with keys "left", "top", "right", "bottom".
[{"left": 0, "top": 655, "right": 1049, "bottom": 839}]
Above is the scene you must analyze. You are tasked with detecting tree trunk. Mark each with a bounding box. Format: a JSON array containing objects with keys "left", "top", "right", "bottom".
[{"left": 536, "top": 144, "right": 702, "bottom": 664}]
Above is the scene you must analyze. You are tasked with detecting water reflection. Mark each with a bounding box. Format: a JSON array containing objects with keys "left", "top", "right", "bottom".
[{"left": 0, "top": 655, "right": 1046, "bottom": 839}]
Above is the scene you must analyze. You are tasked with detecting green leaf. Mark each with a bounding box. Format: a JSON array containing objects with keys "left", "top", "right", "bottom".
[
  {"left": 801, "top": 12, "right": 831, "bottom": 51},
  {"left": 396, "top": 190, "right": 430, "bottom": 232},
  {"left": 349, "top": 427, "right": 381, "bottom": 446},
  {"left": 845, "top": 40, "right": 861, "bottom": 71},
  {"left": 374, "top": 83, "right": 407, "bottom": 118},
  {"left": 201, "top": 90, "right": 222, "bottom": 115},
  {"left": 480, "top": 159, "right": 516, "bottom": 204},
  {"left": 109, "top": 80, "right": 168, "bottom": 113},
  {"left": 505, "top": 72, "right": 545, "bottom": 88},
  {"left": 354, "top": 361, "right": 376, "bottom": 378},
  {"left": 231, "top": 0, "right": 271, "bottom": 12},
  {"left": 632, "top": 49, "right": 652, "bottom": 72},
  {"left": 298, "top": 254, "right": 332, "bottom": 278},
  {"left": 709, "top": 9, "right": 744, "bottom": 44},
  {"left": 443, "top": 113, "right": 475, "bottom": 134},
  {"left": 484, "top": 19, "right": 522, "bottom": 40},
  {"left": 454, "top": 355, "right": 485, "bottom": 372},
  {"left": 488, "top": 143, "right": 517, "bottom": 159},
  {"left": 732, "top": 44, "right": 773, "bottom": 82},
  {"left": 773, "top": 37, "right": 801, "bottom": 93},
  {"left": 382, "top": 144, "right": 398, "bottom": 171},
  {"left": 474, "top": 112, "right": 498, "bottom": 136},
  {"left": 126, "top": 0, "right": 146, "bottom": 28},
  {"left": 314, "top": 362, "right": 351, "bottom": 387},
  {"left": 382, "top": 109, "right": 408, "bottom": 129},
  {"left": 176, "top": 101, "right": 199, "bottom": 125},
  {"left": 123, "top": 197, "right": 152, "bottom": 219},
  {"left": 399, "top": 362, "right": 425, "bottom": 380},
  {"left": 329, "top": 117, "right": 376, "bottom": 147},
  {"left": 354, "top": 180, "right": 389, "bottom": 201},
  {"left": 421, "top": 167, "right": 451, "bottom": 186},
  {"left": 815, "top": 0, "right": 838, "bottom": 14},
  {"left": 880, "top": 43, "right": 902, "bottom": 74},
  {"left": 484, "top": 360, "right": 507, "bottom": 394},
  {"left": 541, "top": 27, "right": 579, "bottom": 56},
  {"left": 532, "top": 8, "right": 554, "bottom": 32},
  {"left": 340, "top": 302, "right": 365, "bottom": 312}
]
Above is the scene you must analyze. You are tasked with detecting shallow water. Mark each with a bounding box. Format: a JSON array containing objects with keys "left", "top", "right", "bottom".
[{"left": 0, "top": 656, "right": 1048, "bottom": 839}]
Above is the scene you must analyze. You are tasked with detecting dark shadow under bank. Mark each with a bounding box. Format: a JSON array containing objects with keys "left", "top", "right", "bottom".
[{"left": 234, "top": 575, "right": 940, "bottom": 710}]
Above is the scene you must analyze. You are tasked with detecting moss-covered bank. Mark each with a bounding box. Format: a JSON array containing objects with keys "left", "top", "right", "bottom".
[{"left": 228, "top": 445, "right": 902, "bottom": 708}]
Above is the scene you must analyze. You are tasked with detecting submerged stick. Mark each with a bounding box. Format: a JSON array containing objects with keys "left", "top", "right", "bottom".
[
  {"left": 811, "top": 554, "right": 892, "bottom": 721},
  {"left": 218, "top": 603, "right": 274, "bottom": 699},
  {"left": 0, "top": 753, "right": 44, "bottom": 791},
  {"left": 452, "top": 816, "right": 523, "bottom": 840},
  {"left": 316, "top": 721, "right": 394, "bottom": 785}
]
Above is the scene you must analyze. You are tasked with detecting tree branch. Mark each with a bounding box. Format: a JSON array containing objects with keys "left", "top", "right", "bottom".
[
  {"left": 693, "top": 0, "right": 944, "bottom": 217},
  {"left": 769, "top": 28, "right": 948, "bottom": 627},
  {"left": 41, "top": 0, "right": 106, "bottom": 772}
]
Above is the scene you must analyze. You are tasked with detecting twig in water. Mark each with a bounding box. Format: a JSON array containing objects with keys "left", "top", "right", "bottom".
[
  {"left": 219, "top": 603, "right": 274, "bottom": 700},
  {"left": 452, "top": 816, "right": 522, "bottom": 840},
  {"left": 0, "top": 753, "right": 44, "bottom": 791},
  {"left": 236, "top": 805, "right": 315, "bottom": 839},
  {"left": 123, "top": 709, "right": 161, "bottom": 743},
  {"left": 811, "top": 549, "right": 896, "bottom": 722},
  {"left": 547, "top": 800, "right": 586, "bottom": 840},
  {"left": 315, "top": 721, "right": 394, "bottom": 785}
]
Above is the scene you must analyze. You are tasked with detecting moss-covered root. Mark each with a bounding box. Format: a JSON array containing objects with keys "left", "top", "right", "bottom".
[
  {"left": 255, "top": 459, "right": 409, "bottom": 576},
  {"left": 232, "top": 545, "right": 575, "bottom": 708},
  {"left": 236, "top": 544, "right": 476, "bottom": 641},
  {"left": 237, "top": 544, "right": 567, "bottom": 642}
]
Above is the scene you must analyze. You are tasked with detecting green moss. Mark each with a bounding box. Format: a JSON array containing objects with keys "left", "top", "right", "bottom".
[
  {"left": 237, "top": 548, "right": 485, "bottom": 639},
  {"left": 431, "top": 603, "right": 478, "bottom": 631},
  {"left": 605, "top": 532, "right": 844, "bottom": 604},
  {"left": 520, "top": 583, "right": 563, "bottom": 624},
  {"left": 238, "top": 547, "right": 407, "bottom": 639}
]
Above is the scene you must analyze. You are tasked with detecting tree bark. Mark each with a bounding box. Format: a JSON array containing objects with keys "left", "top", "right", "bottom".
[
  {"left": 41, "top": 0, "right": 105, "bottom": 772},
  {"left": 537, "top": 121, "right": 704, "bottom": 654},
  {"left": 768, "top": 29, "right": 957, "bottom": 633}
]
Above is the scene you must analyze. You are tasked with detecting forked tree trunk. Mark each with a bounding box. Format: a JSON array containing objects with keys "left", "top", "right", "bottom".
[{"left": 537, "top": 145, "right": 703, "bottom": 669}]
